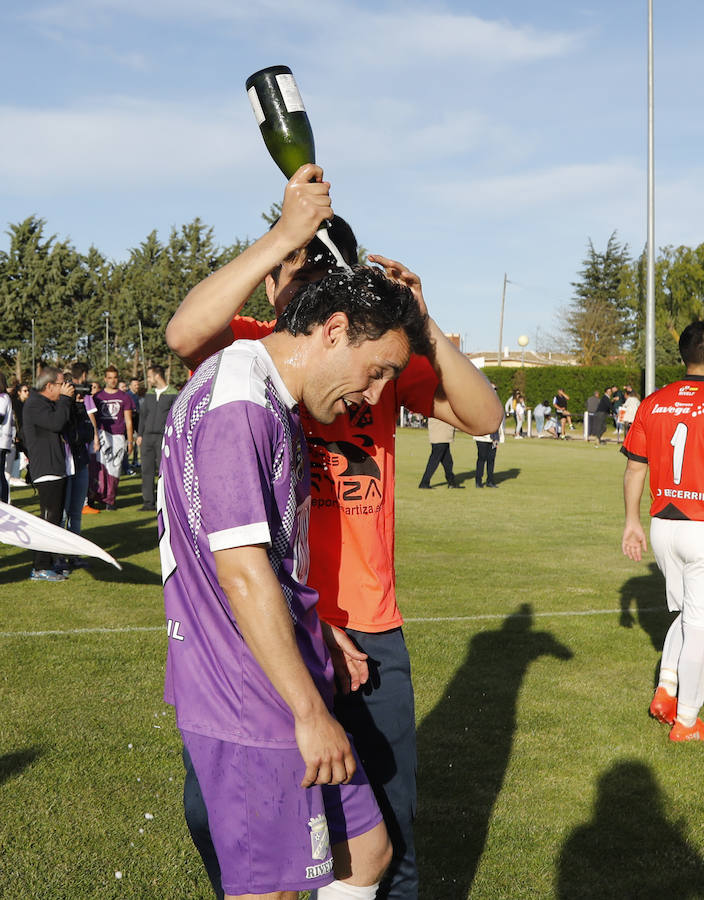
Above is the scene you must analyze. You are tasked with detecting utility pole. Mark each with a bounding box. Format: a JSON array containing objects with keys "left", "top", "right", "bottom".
[{"left": 497, "top": 273, "right": 508, "bottom": 367}]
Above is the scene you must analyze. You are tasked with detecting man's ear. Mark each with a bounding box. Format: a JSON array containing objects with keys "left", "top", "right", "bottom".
[
  {"left": 264, "top": 274, "right": 276, "bottom": 307},
  {"left": 321, "top": 312, "right": 350, "bottom": 348}
]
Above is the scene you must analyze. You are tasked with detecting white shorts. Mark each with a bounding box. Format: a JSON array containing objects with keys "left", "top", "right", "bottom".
[{"left": 650, "top": 518, "right": 704, "bottom": 627}]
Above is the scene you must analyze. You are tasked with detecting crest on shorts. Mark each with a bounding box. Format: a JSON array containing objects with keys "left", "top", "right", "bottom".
[{"left": 308, "top": 813, "right": 330, "bottom": 861}]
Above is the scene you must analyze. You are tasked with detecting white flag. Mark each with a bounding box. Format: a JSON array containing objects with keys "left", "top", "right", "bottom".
[{"left": 0, "top": 501, "right": 122, "bottom": 569}]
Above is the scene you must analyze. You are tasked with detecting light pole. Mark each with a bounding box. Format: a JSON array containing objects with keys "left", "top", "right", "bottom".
[
  {"left": 645, "top": 0, "right": 655, "bottom": 396},
  {"left": 103, "top": 311, "right": 110, "bottom": 369}
]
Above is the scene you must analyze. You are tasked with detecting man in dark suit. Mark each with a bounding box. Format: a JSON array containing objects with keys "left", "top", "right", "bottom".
[
  {"left": 136, "top": 365, "right": 177, "bottom": 511},
  {"left": 22, "top": 367, "right": 75, "bottom": 580}
]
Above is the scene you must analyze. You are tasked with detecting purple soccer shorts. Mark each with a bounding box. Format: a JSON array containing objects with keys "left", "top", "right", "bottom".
[{"left": 182, "top": 730, "right": 382, "bottom": 896}]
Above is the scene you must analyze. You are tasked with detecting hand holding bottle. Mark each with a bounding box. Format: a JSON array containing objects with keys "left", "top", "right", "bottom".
[{"left": 272, "top": 164, "right": 334, "bottom": 252}]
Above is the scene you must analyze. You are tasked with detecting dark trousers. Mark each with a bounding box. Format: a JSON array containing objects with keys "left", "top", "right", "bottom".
[
  {"left": 140, "top": 434, "right": 162, "bottom": 507},
  {"left": 419, "top": 442, "right": 455, "bottom": 487},
  {"left": 0, "top": 449, "right": 8, "bottom": 503},
  {"left": 476, "top": 441, "right": 497, "bottom": 485},
  {"left": 335, "top": 628, "right": 418, "bottom": 899},
  {"left": 181, "top": 628, "right": 418, "bottom": 900},
  {"left": 34, "top": 478, "right": 67, "bottom": 570},
  {"left": 593, "top": 411, "right": 607, "bottom": 442}
]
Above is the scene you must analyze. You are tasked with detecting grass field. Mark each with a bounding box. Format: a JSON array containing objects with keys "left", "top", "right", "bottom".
[{"left": 3, "top": 428, "right": 704, "bottom": 899}]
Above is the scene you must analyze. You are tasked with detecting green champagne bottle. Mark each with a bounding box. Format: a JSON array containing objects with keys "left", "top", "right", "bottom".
[
  {"left": 246, "top": 65, "right": 351, "bottom": 271},
  {"left": 246, "top": 65, "right": 316, "bottom": 179}
]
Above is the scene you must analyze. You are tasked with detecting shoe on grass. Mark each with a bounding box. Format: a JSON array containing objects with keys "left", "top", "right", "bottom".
[
  {"left": 82, "top": 504, "right": 100, "bottom": 515},
  {"left": 649, "top": 687, "right": 677, "bottom": 725},
  {"left": 669, "top": 718, "right": 704, "bottom": 742},
  {"left": 104, "top": 503, "right": 117, "bottom": 511},
  {"left": 30, "top": 568, "right": 66, "bottom": 582}
]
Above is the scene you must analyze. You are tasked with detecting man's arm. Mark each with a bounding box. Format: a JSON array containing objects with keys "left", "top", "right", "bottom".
[
  {"left": 368, "top": 255, "right": 503, "bottom": 435},
  {"left": 622, "top": 458, "right": 649, "bottom": 561},
  {"left": 166, "top": 165, "right": 333, "bottom": 369},
  {"left": 124, "top": 408, "right": 133, "bottom": 453},
  {"left": 214, "top": 544, "right": 356, "bottom": 787}
]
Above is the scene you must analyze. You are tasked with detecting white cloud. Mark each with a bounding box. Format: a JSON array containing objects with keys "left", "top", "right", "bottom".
[
  {"left": 22, "top": 0, "right": 581, "bottom": 67},
  {"left": 425, "top": 161, "right": 644, "bottom": 217},
  {"left": 0, "top": 100, "right": 256, "bottom": 191}
]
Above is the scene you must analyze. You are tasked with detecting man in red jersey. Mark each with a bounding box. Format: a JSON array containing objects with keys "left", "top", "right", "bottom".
[
  {"left": 167, "top": 164, "right": 503, "bottom": 898},
  {"left": 622, "top": 321, "right": 704, "bottom": 742}
]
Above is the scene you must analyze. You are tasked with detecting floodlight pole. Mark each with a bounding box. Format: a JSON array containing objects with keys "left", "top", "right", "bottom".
[{"left": 645, "top": 0, "right": 655, "bottom": 396}]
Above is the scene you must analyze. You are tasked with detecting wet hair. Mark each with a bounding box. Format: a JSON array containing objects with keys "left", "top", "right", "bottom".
[
  {"left": 269, "top": 214, "right": 358, "bottom": 285},
  {"left": 274, "top": 265, "right": 432, "bottom": 358},
  {"left": 679, "top": 321, "right": 704, "bottom": 366}
]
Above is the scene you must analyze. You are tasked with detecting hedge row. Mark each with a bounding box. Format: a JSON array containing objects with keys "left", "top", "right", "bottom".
[{"left": 481, "top": 364, "right": 686, "bottom": 413}]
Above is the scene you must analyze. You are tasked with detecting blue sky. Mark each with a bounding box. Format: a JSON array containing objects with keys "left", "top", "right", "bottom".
[{"left": 2, "top": 1, "right": 703, "bottom": 353}]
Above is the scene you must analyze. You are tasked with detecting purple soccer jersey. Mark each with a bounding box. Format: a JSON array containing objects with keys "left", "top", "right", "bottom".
[
  {"left": 94, "top": 389, "right": 134, "bottom": 435},
  {"left": 159, "top": 341, "right": 334, "bottom": 746}
]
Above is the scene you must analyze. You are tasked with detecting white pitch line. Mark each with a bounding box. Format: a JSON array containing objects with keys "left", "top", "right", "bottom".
[
  {"left": 0, "top": 625, "right": 164, "bottom": 638},
  {"left": 0, "top": 607, "right": 667, "bottom": 639}
]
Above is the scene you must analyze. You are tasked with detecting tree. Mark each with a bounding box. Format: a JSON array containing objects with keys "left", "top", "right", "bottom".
[
  {"left": 0, "top": 216, "right": 56, "bottom": 380},
  {"left": 564, "top": 232, "right": 632, "bottom": 364},
  {"left": 622, "top": 243, "right": 704, "bottom": 366}
]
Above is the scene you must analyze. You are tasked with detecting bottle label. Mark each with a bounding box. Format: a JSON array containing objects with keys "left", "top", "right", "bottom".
[
  {"left": 247, "top": 86, "right": 266, "bottom": 126},
  {"left": 276, "top": 74, "right": 306, "bottom": 113}
]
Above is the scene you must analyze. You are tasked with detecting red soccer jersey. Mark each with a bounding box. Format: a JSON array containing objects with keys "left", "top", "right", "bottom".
[
  {"left": 621, "top": 376, "right": 704, "bottom": 521},
  {"left": 230, "top": 315, "right": 439, "bottom": 630}
]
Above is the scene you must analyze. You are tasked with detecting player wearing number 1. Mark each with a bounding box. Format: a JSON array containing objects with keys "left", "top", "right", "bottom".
[{"left": 621, "top": 321, "right": 704, "bottom": 741}]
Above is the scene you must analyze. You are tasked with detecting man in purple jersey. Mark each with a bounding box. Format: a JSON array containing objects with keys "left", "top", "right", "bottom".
[
  {"left": 87, "top": 365, "right": 134, "bottom": 510},
  {"left": 159, "top": 267, "right": 432, "bottom": 900}
]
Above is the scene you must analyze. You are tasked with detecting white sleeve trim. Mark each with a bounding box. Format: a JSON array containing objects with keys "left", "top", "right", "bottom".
[{"left": 208, "top": 521, "right": 271, "bottom": 552}]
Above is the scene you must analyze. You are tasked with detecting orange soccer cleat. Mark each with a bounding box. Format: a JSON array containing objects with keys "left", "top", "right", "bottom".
[
  {"left": 82, "top": 505, "right": 100, "bottom": 515},
  {"left": 669, "top": 718, "right": 704, "bottom": 742},
  {"left": 649, "top": 687, "right": 677, "bottom": 725}
]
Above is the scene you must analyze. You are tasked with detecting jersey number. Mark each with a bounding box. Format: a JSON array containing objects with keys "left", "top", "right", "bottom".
[{"left": 670, "top": 422, "right": 688, "bottom": 486}]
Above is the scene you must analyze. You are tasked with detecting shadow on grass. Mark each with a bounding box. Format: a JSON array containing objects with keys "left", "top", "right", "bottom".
[
  {"left": 0, "top": 747, "right": 42, "bottom": 787},
  {"left": 0, "top": 506, "right": 160, "bottom": 585},
  {"left": 454, "top": 466, "right": 521, "bottom": 487},
  {"left": 556, "top": 760, "right": 704, "bottom": 898},
  {"left": 619, "top": 562, "right": 675, "bottom": 651},
  {"left": 416, "top": 603, "right": 572, "bottom": 899}
]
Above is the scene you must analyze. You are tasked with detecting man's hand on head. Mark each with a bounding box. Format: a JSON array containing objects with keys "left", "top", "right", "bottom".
[
  {"left": 368, "top": 254, "right": 428, "bottom": 317},
  {"left": 59, "top": 382, "right": 75, "bottom": 398}
]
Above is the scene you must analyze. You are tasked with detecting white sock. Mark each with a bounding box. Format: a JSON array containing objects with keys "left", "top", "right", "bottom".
[
  {"left": 661, "top": 614, "right": 683, "bottom": 685},
  {"left": 658, "top": 668, "right": 678, "bottom": 696},
  {"left": 312, "top": 880, "right": 380, "bottom": 899},
  {"left": 675, "top": 621, "right": 704, "bottom": 726}
]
